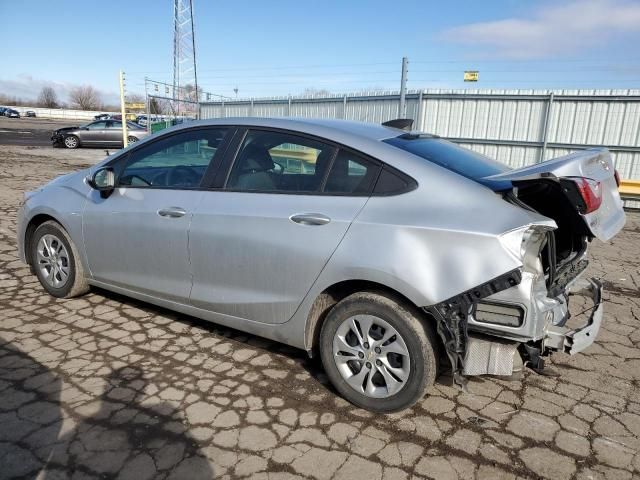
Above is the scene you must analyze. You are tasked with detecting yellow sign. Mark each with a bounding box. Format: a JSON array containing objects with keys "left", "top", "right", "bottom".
[
  {"left": 126, "top": 102, "right": 145, "bottom": 110},
  {"left": 464, "top": 71, "right": 479, "bottom": 82}
]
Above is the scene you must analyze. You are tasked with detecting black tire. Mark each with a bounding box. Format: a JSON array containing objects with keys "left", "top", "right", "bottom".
[
  {"left": 320, "top": 291, "right": 439, "bottom": 412},
  {"left": 30, "top": 221, "right": 89, "bottom": 298},
  {"left": 127, "top": 135, "right": 138, "bottom": 144},
  {"left": 63, "top": 135, "right": 80, "bottom": 149}
]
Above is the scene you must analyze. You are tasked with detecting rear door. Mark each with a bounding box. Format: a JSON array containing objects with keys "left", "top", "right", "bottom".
[
  {"left": 104, "top": 120, "right": 124, "bottom": 146},
  {"left": 189, "top": 129, "right": 382, "bottom": 324},
  {"left": 484, "top": 149, "right": 625, "bottom": 241}
]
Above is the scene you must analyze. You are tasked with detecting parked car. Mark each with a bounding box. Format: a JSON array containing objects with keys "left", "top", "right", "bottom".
[
  {"left": 51, "top": 120, "right": 149, "bottom": 148},
  {"left": 25, "top": 111, "right": 36, "bottom": 117},
  {"left": 5, "top": 108, "right": 20, "bottom": 118},
  {"left": 94, "top": 113, "right": 112, "bottom": 120},
  {"left": 19, "top": 118, "right": 625, "bottom": 412}
]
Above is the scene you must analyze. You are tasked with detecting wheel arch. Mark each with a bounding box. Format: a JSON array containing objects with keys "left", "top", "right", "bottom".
[
  {"left": 24, "top": 213, "right": 66, "bottom": 267},
  {"left": 304, "top": 279, "right": 438, "bottom": 357}
]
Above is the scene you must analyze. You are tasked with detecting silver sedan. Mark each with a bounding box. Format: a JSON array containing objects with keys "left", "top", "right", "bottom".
[
  {"left": 51, "top": 119, "right": 148, "bottom": 149},
  {"left": 18, "top": 117, "right": 625, "bottom": 411}
]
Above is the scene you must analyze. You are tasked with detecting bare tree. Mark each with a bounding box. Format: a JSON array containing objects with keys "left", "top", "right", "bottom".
[
  {"left": 69, "top": 85, "right": 101, "bottom": 110},
  {"left": 149, "top": 97, "right": 161, "bottom": 114},
  {"left": 38, "top": 86, "right": 59, "bottom": 108},
  {"left": 127, "top": 93, "right": 145, "bottom": 103}
]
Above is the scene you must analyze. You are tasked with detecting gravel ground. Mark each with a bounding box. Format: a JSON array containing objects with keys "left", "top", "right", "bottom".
[{"left": 1, "top": 146, "right": 639, "bottom": 480}]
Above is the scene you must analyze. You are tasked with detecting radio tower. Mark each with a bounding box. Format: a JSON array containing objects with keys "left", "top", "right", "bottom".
[{"left": 173, "top": 0, "right": 198, "bottom": 117}]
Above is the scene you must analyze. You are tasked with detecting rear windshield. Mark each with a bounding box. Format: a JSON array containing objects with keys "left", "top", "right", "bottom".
[{"left": 384, "top": 135, "right": 512, "bottom": 189}]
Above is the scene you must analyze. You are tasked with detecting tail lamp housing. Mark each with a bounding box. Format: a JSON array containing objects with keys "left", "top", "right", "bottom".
[{"left": 574, "top": 177, "right": 602, "bottom": 214}]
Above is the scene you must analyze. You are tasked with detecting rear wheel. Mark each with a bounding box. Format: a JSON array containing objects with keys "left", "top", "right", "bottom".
[
  {"left": 63, "top": 135, "right": 79, "bottom": 149},
  {"left": 320, "top": 291, "right": 438, "bottom": 412},
  {"left": 31, "top": 221, "right": 89, "bottom": 298}
]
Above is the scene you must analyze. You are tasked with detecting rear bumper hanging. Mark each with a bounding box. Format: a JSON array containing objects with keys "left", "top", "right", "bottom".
[
  {"left": 544, "top": 277, "right": 603, "bottom": 354},
  {"left": 425, "top": 268, "right": 523, "bottom": 388}
]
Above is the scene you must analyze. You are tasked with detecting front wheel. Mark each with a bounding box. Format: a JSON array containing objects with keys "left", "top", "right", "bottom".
[
  {"left": 127, "top": 135, "right": 138, "bottom": 145},
  {"left": 63, "top": 135, "right": 79, "bottom": 149},
  {"left": 31, "top": 221, "right": 89, "bottom": 298},
  {"left": 320, "top": 291, "right": 439, "bottom": 412}
]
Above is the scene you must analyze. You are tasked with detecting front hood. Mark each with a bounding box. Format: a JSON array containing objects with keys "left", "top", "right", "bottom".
[{"left": 54, "top": 126, "right": 80, "bottom": 134}]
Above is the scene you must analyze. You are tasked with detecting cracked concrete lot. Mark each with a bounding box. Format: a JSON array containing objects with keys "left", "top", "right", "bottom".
[{"left": 1, "top": 145, "right": 640, "bottom": 480}]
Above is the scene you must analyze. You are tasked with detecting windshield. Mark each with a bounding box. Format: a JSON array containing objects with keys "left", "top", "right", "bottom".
[{"left": 384, "top": 135, "right": 512, "bottom": 190}]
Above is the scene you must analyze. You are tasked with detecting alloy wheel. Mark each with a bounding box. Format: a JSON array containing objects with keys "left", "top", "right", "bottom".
[
  {"left": 64, "top": 136, "right": 78, "bottom": 148},
  {"left": 36, "top": 234, "right": 71, "bottom": 288},
  {"left": 332, "top": 314, "right": 411, "bottom": 398}
]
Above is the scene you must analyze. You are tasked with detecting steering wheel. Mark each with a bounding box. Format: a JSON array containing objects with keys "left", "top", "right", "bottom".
[
  {"left": 167, "top": 165, "right": 200, "bottom": 187},
  {"left": 124, "top": 174, "right": 152, "bottom": 186},
  {"left": 272, "top": 162, "right": 285, "bottom": 175}
]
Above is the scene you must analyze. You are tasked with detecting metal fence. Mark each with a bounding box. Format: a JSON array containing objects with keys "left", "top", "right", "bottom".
[{"left": 200, "top": 89, "right": 640, "bottom": 181}]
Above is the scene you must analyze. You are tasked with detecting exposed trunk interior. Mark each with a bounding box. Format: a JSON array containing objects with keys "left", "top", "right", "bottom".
[{"left": 506, "top": 179, "right": 592, "bottom": 296}]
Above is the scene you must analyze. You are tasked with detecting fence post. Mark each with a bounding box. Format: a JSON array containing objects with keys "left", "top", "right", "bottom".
[
  {"left": 250, "top": 98, "right": 254, "bottom": 117},
  {"left": 288, "top": 96, "right": 292, "bottom": 116},
  {"left": 539, "top": 92, "right": 554, "bottom": 162},
  {"left": 342, "top": 95, "right": 347, "bottom": 119},
  {"left": 221, "top": 100, "right": 225, "bottom": 118},
  {"left": 416, "top": 91, "right": 424, "bottom": 131}
]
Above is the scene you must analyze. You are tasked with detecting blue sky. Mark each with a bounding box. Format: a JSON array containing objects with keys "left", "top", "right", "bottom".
[{"left": 1, "top": 0, "right": 639, "bottom": 104}]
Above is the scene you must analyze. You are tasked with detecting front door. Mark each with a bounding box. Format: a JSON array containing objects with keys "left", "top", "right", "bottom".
[
  {"left": 82, "top": 126, "right": 231, "bottom": 302},
  {"left": 81, "top": 121, "right": 108, "bottom": 144},
  {"left": 189, "top": 129, "right": 382, "bottom": 324}
]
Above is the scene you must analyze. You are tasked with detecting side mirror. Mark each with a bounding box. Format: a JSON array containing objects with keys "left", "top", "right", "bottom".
[{"left": 89, "top": 167, "right": 115, "bottom": 191}]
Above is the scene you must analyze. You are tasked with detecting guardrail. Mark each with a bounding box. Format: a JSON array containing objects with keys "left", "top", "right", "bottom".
[{"left": 619, "top": 180, "right": 640, "bottom": 201}]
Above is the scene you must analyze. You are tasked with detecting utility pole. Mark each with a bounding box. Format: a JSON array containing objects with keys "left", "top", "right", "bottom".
[
  {"left": 119, "top": 70, "right": 128, "bottom": 148},
  {"left": 398, "top": 56, "right": 408, "bottom": 118}
]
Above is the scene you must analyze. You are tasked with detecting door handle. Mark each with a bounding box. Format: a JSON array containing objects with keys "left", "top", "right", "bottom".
[
  {"left": 289, "top": 213, "right": 331, "bottom": 226},
  {"left": 157, "top": 207, "right": 187, "bottom": 218}
]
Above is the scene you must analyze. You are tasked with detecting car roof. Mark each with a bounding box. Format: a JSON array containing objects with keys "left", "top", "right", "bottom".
[{"left": 172, "top": 117, "right": 404, "bottom": 144}]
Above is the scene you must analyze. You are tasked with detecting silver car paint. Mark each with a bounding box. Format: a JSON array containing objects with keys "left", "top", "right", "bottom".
[
  {"left": 82, "top": 187, "right": 204, "bottom": 302},
  {"left": 189, "top": 191, "right": 369, "bottom": 324},
  {"left": 17, "top": 117, "right": 620, "bottom": 354}
]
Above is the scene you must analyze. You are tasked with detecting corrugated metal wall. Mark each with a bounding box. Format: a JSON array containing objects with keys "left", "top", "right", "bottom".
[{"left": 200, "top": 89, "right": 640, "bottom": 180}]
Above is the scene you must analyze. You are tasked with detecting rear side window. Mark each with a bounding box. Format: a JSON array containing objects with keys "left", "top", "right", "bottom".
[
  {"left": 324, "top": 150, "right": 381, "bottom": 195},
  {"left": 226, "top": 130, "right": 335, "bottom": 193},
  {"left": 373, "top": 168, "right": 415, "bottom": 194},
  {"left": 384, "top": 136, "right": 510, "bottom": 187}
]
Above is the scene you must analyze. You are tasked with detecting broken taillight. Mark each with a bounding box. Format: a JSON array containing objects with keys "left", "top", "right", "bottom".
[{"left": 575, "top": 177, "right": 602, "bottom": 214}]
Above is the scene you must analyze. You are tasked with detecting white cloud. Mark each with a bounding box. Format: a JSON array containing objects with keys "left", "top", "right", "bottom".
[
  {"left": 0, "top": 74, "right": 120, "bottom": 105},
  {"left": 441, "top": 0, "right": 640, "bottom": 59}
]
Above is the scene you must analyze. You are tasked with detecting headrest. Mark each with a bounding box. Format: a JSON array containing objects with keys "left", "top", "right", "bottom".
[{"left": 242, "top": 145, "right": 274, "bottom": 171}]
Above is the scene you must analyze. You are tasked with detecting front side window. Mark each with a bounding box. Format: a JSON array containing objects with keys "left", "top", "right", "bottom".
[
  {"left": 86, "top": 121, "right": 107, "bottom": 130},
  {"left": 226, "top": 130, "right": 335, "bottom": 193},
  {"left": 118, "top": 128, "right": 228, "bottom": 188}
]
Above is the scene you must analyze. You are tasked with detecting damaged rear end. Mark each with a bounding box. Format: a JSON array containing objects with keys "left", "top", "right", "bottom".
[{"left": 429, "top": 148, "right": 625, "bottom": 384}]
